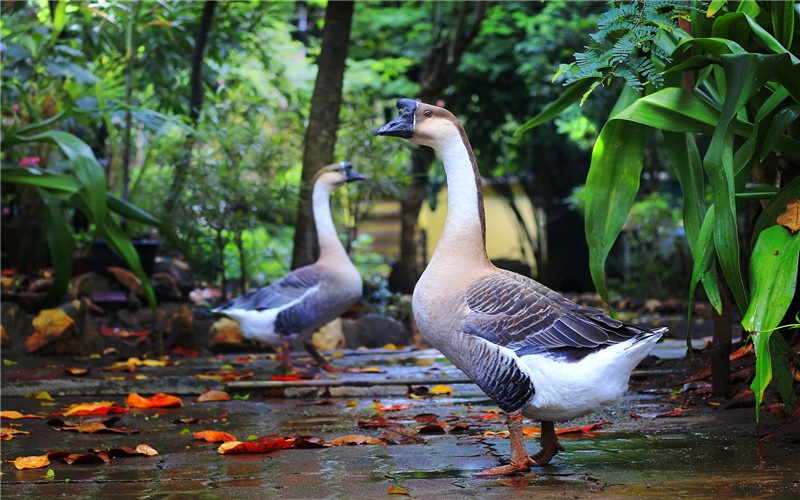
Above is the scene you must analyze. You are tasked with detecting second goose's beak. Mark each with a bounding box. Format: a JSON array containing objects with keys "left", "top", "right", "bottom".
[
  {"left": 374, "top": 98, "right": 417, "bottom": 138},
  {"left": 342, "top": 162, "right": 366, "bottom": 183}
]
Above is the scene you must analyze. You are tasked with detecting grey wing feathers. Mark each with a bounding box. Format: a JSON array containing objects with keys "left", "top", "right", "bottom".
[
  {"left": 463, "top": 270, "right": 654, "bottom": 356},
  {"left": 214, "top": 266, "right": 322, "bottom": 311}
]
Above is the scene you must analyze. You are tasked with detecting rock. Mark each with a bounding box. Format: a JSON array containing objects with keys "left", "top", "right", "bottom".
[
  {"left": 208, "top": 317, "right": 244, "bottom": 350},
  {"left": 309, "top": 319, "right": 345, "bottom": 351},
  {"left": 343, "top": 314, "right": 411, "bottom": 349},
  {"left": 27, "top": 308, "right": 75, "bottom": 352}
]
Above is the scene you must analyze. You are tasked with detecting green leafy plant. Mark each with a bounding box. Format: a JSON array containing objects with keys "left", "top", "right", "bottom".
[{"left": 520, "top": 0, "right": 800, "bottom": 417}]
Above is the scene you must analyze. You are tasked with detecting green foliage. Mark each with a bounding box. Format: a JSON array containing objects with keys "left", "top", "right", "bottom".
[
  {"left": 521, "top": 0, "right": 800, "bottom": 419},
  {"left": 556, "top": 0, "right": 699, "bottom": 97}
]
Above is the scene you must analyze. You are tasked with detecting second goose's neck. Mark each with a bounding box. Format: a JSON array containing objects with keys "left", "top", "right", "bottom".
[
  {"left": 430, "top": 130, "right": 490, "bottom": 268},
  {"left": 313, "top": 184, "right": 348, "bottom": 261}
]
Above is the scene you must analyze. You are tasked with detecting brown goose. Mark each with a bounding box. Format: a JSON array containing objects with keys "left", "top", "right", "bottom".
[
  {"left": 213, "top": 162, "right": 365, "bottom": 372},
  {"left": 375, "top": 99, "right": 664, "bottom": 476}
]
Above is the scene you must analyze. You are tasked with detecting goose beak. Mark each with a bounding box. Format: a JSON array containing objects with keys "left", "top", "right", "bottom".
[
  {"left": 374, "top": 98, "right": 417, "bottom": 138},
  {"left": 342, "top": 162, "right": 366, "bottom": 183}
]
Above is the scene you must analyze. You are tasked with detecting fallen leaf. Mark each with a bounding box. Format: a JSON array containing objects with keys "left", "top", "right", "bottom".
[
  {"left": 376, "top": 404, "right": 411, "bottom": 412},
  {"left": 25, "top": 390, "right": 53, "bottom": 401},
  {"left": 44, "top": 469, "right": 55, "bottom": 480},
  {"left": 63, "top": 367, "right": 89, "bottom": 376},
  {"left": 3, "top": 359, "right": 18, "bottom": 366},
  {"left": 776, "top": 199, "right": 800, "bottom": 233},
  {"left": 654, "top": 408, "right": 698, "bottom": 418},
  {"left": 429, "top": 384, "right": 453, "bottom": 395},
  {"left": 61, "top": 401, "right": 128, "bottom": 417},
  {"left": 135, "top": 444, "right": 159, "bottom": 456},
  {"left": 172, "top": 346, "right": 199, "bottom": 358},
  {"left": 218, "top": 436, "right": 295, "bottom": 454},
  {"left": 47, "top": 417, "right": 138, "bottom": 434},
  {"left": 358, "top": 416, "right": 395, "bottom": 428},
  {"left": 105, "top": 444, "right": 159, "bottom": 457},
  {"left": 196, "top": 390, "right": 231, "bottom": 403},
  {"left": 62, "top": 453, "right": 106, "bottom": 465},
  {"left": 271, "top": 374, "right": 307, "bottom": 382},
  {"left": 344, "top": 366, "right": 382, "bottom": 373},
  {"left": 417, "top": 423, "right": 447, "bottom": 434},
  {"left": 413, "top": 413, "right": 440, "bottom": 423},
  {"left": 292, "top": 436, "right": 326, "bottom": 449},
  {"left": 10, "top": 455, "right": 50, "bottom": 470},
  {"left": 328, "top": 434, "right": 386, "bottom": 446},
  {"left": 1, "top": 410, "right": 43, "bottom": 419},
  {"left": 1, "top": 426, "right": 31, "bottom": 440},
  {"left": 127, "top": 393, "right": 183, "bottom": 408},
  {"left": 193, "top": 430, "right": 237, "bottom": 443},
  {"left": 382, "top": 424, "right": 423, "bottom": 444},
  {"left": 448, "top": 421, "right": 471, "bottom": 433},
  {"left": 388, "top": 485, "right": 410, "bottom": 496}
]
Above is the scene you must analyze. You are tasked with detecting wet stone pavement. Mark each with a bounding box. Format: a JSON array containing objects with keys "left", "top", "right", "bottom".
[{"left": 1, "top": 342, "right": 799, "bottom": 499}]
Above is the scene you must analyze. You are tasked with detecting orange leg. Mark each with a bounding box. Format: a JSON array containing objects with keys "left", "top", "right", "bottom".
[
  {"left": 475, "top": 413, "right": 536, "bottom": 476},
  {"left": 279, "top": 337, "right": 294, "bottom": 371},
  {"left": 303, "top": 340, "right": 340, "bottom": 372}
]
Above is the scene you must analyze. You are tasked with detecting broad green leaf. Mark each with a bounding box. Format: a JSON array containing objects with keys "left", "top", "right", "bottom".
[
  {"left": 41, "top": 190, "right": 75, "bottom": 307},
  {"left": 752, "top": 176, "right": 800, "bottom": 245},
  {"left": 50, "top": 0, "right": 67, "bottom": 43},
  {"left": 72, "top": 155, "right": 107, "bottom": 229},
  {"left": 516, "top": 78, "right": 597, "bottom": 136},
  {"left": 742, "top": 225, "right": 800, "bottom": 334},
  {"left": 688, "top": 205, "right": 723, "bottom": 317},
  {"left": 0, "top": 167, "right": 81, "bottom": 193},
  {"left": 584, "top": 120, "right": 645, "bottom": 304},
  {"left": 107, "top": 194, "right": 162, "bottom": 226},
  {"left": 609, "top": 88, "right": 721, "bottom": 133},
  {"left": 706, "top": 0, "right": 726, "bottom": 18},
  {"left": 671, "top": 37, "right": 744, "bottom": 60},
  {"left": 759, "top": 103, "right": 800, "bottom": 162},
  {"left": 12, "top": 130, "right": 96, "bottom": 162},
  {"left": 703, "top": 53, "right": 781, "bottom": 314},
  {"left": 743, "top": 224, "right": 800, "bottom": 420}
]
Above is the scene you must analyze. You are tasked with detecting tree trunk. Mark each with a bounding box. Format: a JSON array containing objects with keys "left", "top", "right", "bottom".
[
  {"left": 165, "top": 0, "right": 217, "bottom": 218},
  {"left": 291, "top": 1, "right": 354, "bottom": 269},
  {"left": 710, "top": 271, "right": 733, "bottom": 398}
]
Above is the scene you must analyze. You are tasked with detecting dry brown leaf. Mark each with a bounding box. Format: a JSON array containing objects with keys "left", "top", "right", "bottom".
[
  {"left": 10, "top": 455, "right": 50, "bottom": 470},
  {"left": 328, "top": 434, "right": 386, "bottom": 446},
  {"left": 196, "top": 389, "right": 231, "bottom": 403},
  {"left": 776, "top": 199, "right": 800, "bottom": 233},
  {"left": 1, "top": 426, "right": 31, "bottom": 440},
  {"left": 135, "top": 444, "right": 159, "bottom": 456},
  {"left": 382, "top": 425, "right": 424, "bottom": 444},
  {"left": 47, "top": 417, "right": 138, "bottom": 434},
  {"left": 64, "top": 367, "right": 90, "bottom": 376}
]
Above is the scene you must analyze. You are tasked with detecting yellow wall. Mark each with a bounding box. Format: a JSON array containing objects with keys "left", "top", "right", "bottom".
[{"left": 360, "top": 183, "right": 538, "bottom": 274}]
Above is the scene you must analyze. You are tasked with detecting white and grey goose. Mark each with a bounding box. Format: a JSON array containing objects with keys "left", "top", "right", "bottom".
[
  {"left": 213, "top": 162, "right": 365, "bottom": 372},
  {"left": 375, "top": 99, "right": 665, "bottom": 476}
]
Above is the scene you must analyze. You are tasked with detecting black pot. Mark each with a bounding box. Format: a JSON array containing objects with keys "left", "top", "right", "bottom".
[{"left": 89, "top": 240, "right": 160, "bottom": 277}]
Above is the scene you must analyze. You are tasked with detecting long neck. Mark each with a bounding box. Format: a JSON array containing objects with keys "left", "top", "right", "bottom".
[
  {"left": 312, "top": 183, "right": 348, "bottom": 262},
  {"left": 429, "top": 128, "right": 490, "bottom": 270}
]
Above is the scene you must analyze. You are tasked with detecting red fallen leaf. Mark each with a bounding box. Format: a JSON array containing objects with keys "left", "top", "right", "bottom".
[
  {"left": 196, "top": 389, "right": 231, "bottom": 402},
  {"left": 218, "top": 436, "right": 295, "bottom": 454},
  {"left": 61, "top": 401, "right": 129, "bottom": 417},
  {"left": 328, "top": 434, "right": 386, "bottom": 446},
  {"left": 172, "top": 346, "right": 199, "bottom": 358},
  {"left": 292, "top": 436, "right": 326, "bottom": 449},
  {"left": 654, "top": 408, "right": 698, "bottom": 418},
  {"left": 555, "top": 421, "right": 612, "bottom": 436},
  {"left": 729, "top": 343, "right": 754, "bottom": 361},
  {"left": 170, "top": 413, "right": 228, "bottom": 425},
  {"left": 630, "top": 413, "right": 642, "bottom": 419},
  {"left": 271, "top": 374, "right": 308, "bottom": 382},
  {"left": 376, "top": 404, "right": 412, "bottom": 412},
  {"left": 1, "top": 410, "right": 43, "bottom": 419},
  {"left": 413, "top": 413, "right": 440, "bottom": 423},
  {"left": 127, "top": 392, "right": 183, "bottom": 408},
  {"left": 466, "top": 413, "right": 504, "bottom": 420},
  {"left": 358, "top": 416, "right": 395, "bottom": 428},
  {"left": 193, "top": 430, "right": 237, "bottom": 443}
]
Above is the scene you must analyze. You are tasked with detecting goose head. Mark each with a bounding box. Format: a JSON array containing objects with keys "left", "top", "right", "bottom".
[
  {"left": 374, "top": 98, "right": 462, "bottom": 149},
  {"left": 314, "top": 161, "right": 366, "bottom": 191}
]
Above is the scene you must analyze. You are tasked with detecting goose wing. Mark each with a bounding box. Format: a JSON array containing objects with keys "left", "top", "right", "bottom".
[
  {"left": 214, "top": 265, "right": 322, "bottom": 312},
  {"left": 463, "top": 270, "right": 645, "bottom": 356}
]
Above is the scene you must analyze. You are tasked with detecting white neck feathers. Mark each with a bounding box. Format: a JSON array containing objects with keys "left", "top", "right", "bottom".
[{"left": 312, "top": 182, "right": 348, "bottom": 261}]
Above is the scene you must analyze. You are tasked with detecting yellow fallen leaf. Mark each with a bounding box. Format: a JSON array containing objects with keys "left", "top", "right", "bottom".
[
  {"left": 1, "top": 426, "right": 31, "bottom": 440},
  {"left": 388, "top": 485, "right": 410, "bottom": 496},
  {"left": 25, "top": 391, "right": 53, "bottom": 401},
  {"left": 3, "top": 359, "right": 18, "bottom": 366},
  {"left": 135, "top": 444, "right": 159, "bottom": 456},
  {"left": 11, "top": 455, "right": 50, "bottom": 470},
  {"left": 0, "top": 410, "right": 43, "bottom": 419},
  {"left": 383, "top": 343, "right": 399, "bottom": 350},
  {"left": 429, "top": 384, "right": 453, "bottom": 395}
]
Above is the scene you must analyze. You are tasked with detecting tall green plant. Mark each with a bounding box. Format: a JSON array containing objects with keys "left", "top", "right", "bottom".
[{"left": 519, "top": 0, "right": 800, "bottom": 418}]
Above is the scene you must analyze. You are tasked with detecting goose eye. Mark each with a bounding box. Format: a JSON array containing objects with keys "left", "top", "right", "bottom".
[{"left": 423, "top": 110, "right": 432, "bottom": 117}]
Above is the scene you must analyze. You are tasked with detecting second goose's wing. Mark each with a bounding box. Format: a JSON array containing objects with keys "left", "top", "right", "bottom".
[
  {"left": 463, "top": 270, "right": 645, "bottom": 357},
  {"left": 214, "top": 266, "right": 322, "bottom": 312}
]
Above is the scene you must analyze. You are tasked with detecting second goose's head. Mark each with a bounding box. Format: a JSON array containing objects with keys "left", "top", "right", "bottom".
[
  {"left": 314, "top": 162, "right": 366, "bottom": 192},
  {"left": 374, "top": 98, "right": 462, "bottom": 150}
]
